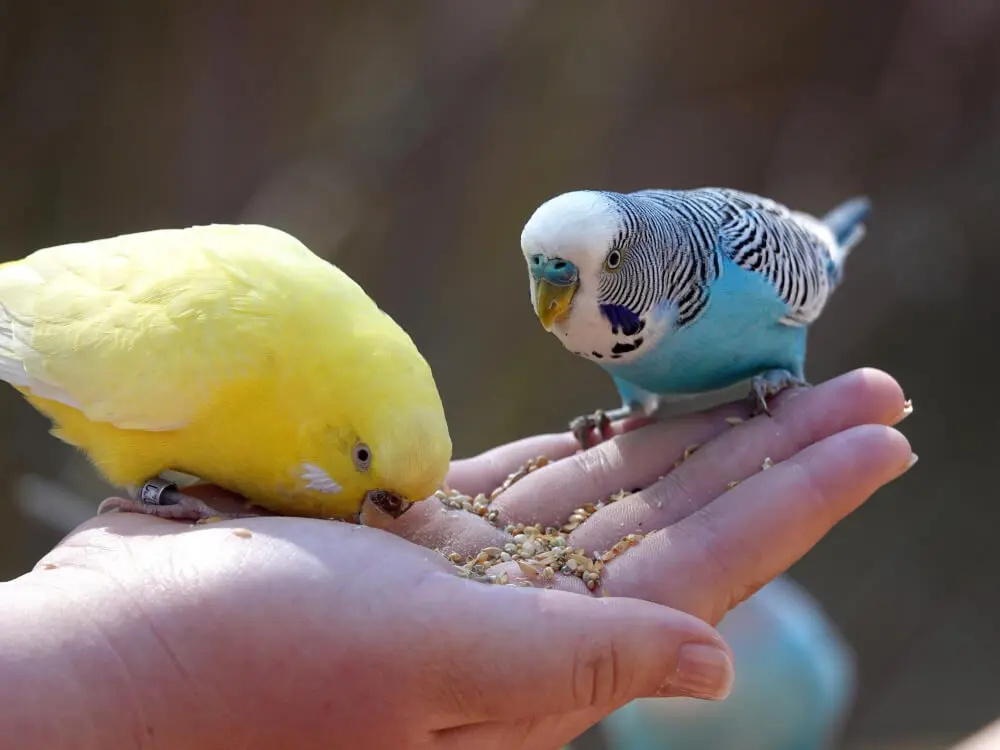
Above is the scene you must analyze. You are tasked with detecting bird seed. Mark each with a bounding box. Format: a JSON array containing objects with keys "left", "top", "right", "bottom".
[{"left": 435, "top": 455, "right": 644, "bottom": 593}]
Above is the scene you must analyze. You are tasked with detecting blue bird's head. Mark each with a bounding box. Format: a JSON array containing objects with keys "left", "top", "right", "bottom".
[
  {"left": 520, "top": 190, "right": 621, "bottom": 333},
  {"left": 521, "top": 190, "right": 667, "bottom": 363}
]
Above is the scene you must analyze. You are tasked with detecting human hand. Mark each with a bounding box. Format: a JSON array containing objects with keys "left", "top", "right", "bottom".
[
  {"left": 384, "top": 367, "right": 915, "bottom": 625},
  {"left": 0, "top": 368, "right": 913, "bottom": 750},
  {"left": 952, "top": 718, "right": 1000, "bottom": 750},
  {"left": 3, "top": 505, "right": 732, "bottom": 750}
]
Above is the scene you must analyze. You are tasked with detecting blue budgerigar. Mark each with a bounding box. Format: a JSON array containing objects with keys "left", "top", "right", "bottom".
[{"left": 520, "top": 187, "right": 870, "bottom": 445}]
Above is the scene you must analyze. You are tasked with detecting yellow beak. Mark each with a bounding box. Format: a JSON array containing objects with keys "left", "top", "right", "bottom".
[{"left": 534, "top": 279, "right": 578, "bottom": 331}]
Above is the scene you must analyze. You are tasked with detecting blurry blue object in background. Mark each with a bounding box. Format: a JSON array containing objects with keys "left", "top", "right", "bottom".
[{"left": 597, "top": 576, "right": 855, "bottom": 750}]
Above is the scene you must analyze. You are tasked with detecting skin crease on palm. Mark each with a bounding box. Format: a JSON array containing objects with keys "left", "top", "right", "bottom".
[{"left": 0, "top": 368, "right": 914, "bottom": 750}]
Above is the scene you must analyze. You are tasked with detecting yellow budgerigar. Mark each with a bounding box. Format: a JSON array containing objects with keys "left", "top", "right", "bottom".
[{"left": 0, "top": 224, "right": 452, "bottom": 523}]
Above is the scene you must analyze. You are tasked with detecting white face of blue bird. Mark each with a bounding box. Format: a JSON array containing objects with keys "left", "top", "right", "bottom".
[{"left": 521, "top": 190, "right": 668, "bottom": 364}]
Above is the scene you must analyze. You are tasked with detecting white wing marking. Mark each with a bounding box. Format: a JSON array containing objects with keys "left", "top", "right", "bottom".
[{"left": 300, "top": 463, "right": 343, "bottom": 494}]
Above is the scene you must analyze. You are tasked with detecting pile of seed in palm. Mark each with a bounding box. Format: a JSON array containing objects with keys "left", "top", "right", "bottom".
[
  {"left": 433, "top": 454, "right": 650, "bottom": 591},
  {"left": 433, "top": 411, "right": 758, "bottom": 591}
]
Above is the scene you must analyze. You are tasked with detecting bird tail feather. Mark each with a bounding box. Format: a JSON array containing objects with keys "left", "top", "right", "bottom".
[
  {"left": 822, "top": 196, "right": 870, "bottom": 262},
  {"left": 0, "top": 302, "right": 29, "bottom": 388}
]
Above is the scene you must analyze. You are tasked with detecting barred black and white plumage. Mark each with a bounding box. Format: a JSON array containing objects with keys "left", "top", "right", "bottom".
[
  {"left": 520, "top": 185, "right": 868, "bottom": 424},
  {"left": 601, "top": 187, "right": 858, "bottom": 330},
  {"left": 598, "top": 191, "right": 719, "bottom": 328}
]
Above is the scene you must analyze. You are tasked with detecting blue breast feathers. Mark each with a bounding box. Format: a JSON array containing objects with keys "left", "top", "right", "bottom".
[{"left": 599, "top": 256, "right": 807, "bottom": 395}]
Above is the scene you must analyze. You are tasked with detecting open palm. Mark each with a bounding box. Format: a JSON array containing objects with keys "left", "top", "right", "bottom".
[
  {"left": 387, "top": 367, "right": 913, "bottom": 625},
  {"left": 16, "top": 368, "right": 912, "bottom": 750}
]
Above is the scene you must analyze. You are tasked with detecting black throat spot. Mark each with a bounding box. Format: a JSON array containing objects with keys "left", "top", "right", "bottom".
[{"left": 611, "top": 337, "right": 644, "bottom": 356}]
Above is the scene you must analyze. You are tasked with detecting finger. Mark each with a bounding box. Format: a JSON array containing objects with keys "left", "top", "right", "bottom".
[
  {"left": 435, "top": 708, "right": 618, "bottom": 750},
  {"left": 376, "top": 434, "right": 580, "bottom": 555},
  {"left": 488, "top": 399, "right": 752, "bottom": 530},
  {"left": 569, "top": 368, "right": 906, "bottom": 553},
  {"left": 445, "top": 433, "right": 581, "bottom": 496},
  {"left": 952, "top": 718, "right": 1000, "bottom": 750},
  {"left": 350, "top": 401, "right": 705, "bottom": 556},
  {"left": 378, "top": 496, "right": 508, "bottom": 556},
  {"left": 601, "top": 424, "right": 915, "bottom": 624},
  {"left": 414, "top": 418, "right": 665, "bottom": 555},
  {"left": 444, "top": 412, "right": 656, "bottom": 497},
  {"left": 422, "top": 583, "right": 733, "bottom": 729}
]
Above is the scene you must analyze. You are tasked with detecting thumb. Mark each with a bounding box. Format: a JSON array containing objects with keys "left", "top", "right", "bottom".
[{"left": 427, "top": 583, "right": 734, "bottom": 726}]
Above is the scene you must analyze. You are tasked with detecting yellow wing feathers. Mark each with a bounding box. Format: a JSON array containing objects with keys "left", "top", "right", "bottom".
[{"left": 1, "top": 225, "right": 348, "bottom": 430}]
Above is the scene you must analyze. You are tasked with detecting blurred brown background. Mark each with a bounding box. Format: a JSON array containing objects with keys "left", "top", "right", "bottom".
[{"left": 1, "top": 2, "right": 997, "bottom": 748}]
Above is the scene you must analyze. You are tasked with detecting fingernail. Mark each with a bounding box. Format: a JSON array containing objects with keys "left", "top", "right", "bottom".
[
  {"left": 893, "top": 398, "right": 914, "bottom": 424},
  {"left": 902, "top": 452, "right": 919, "bottom": 473},
  {"left": 656, "top": 643, "right": 734, "bottom": 700}
]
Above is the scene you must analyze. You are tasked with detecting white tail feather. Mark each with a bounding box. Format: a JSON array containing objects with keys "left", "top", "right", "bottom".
[
  {"left": 0, "top": 304, "right": 81, "bottom": 408},
  {"left": 0, "top": 304, "right": 30, "bottom": 387}
]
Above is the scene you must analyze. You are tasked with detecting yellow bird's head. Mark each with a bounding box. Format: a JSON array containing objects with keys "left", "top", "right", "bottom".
[{"left": 295, "top": 326, "right": 453, "bottom": 524}]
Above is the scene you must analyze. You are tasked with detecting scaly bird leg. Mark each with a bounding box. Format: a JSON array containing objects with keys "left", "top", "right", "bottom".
[
  {"left": 569, "top": 405, "right": 635, "bottom": 450},
  {"left": 97, "top": 477, "right": 264, "bottom": 523},
  {"left": 749, "top": 369, "right": 810, "bottom": 416}
]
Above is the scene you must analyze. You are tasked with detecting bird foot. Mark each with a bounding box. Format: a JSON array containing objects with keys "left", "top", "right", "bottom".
[
  {"left": 98, "top": 477, "right": 263, "bottom": 523},
  {"left": 749, "top": 370, "right": 810, "bottom": 416},
  {"left": 569, "top": 410, "right": 614, "bottom": 450},
  {"left": 569, "top": 405, "right": 636, "bottom": 450}
]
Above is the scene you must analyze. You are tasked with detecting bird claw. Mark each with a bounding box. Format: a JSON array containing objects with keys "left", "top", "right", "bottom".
[
  {"left": 750, "top": 383, "right": 774, "bottom": 417},
  {"left": 749, "top": 370, "right": 810, "bottom": 417},
  {"left": 569, "top": 409, "right": 614, "bottom": 450},
  {"left": 98, "top": 477, "right": 261, "bottom": 523}
]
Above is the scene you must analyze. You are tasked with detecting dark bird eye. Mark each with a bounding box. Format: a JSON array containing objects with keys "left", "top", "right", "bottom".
[
  {"left": 353, "top": 442, "right": 372, "bottom": 471},
  {"left": 605, "top": 248, "right": 622, "bottom": 270}
]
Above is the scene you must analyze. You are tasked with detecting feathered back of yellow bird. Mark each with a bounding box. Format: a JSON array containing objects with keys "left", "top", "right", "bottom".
[{"left": 0, "top": 224, "right": 452, "bottom": 518}]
